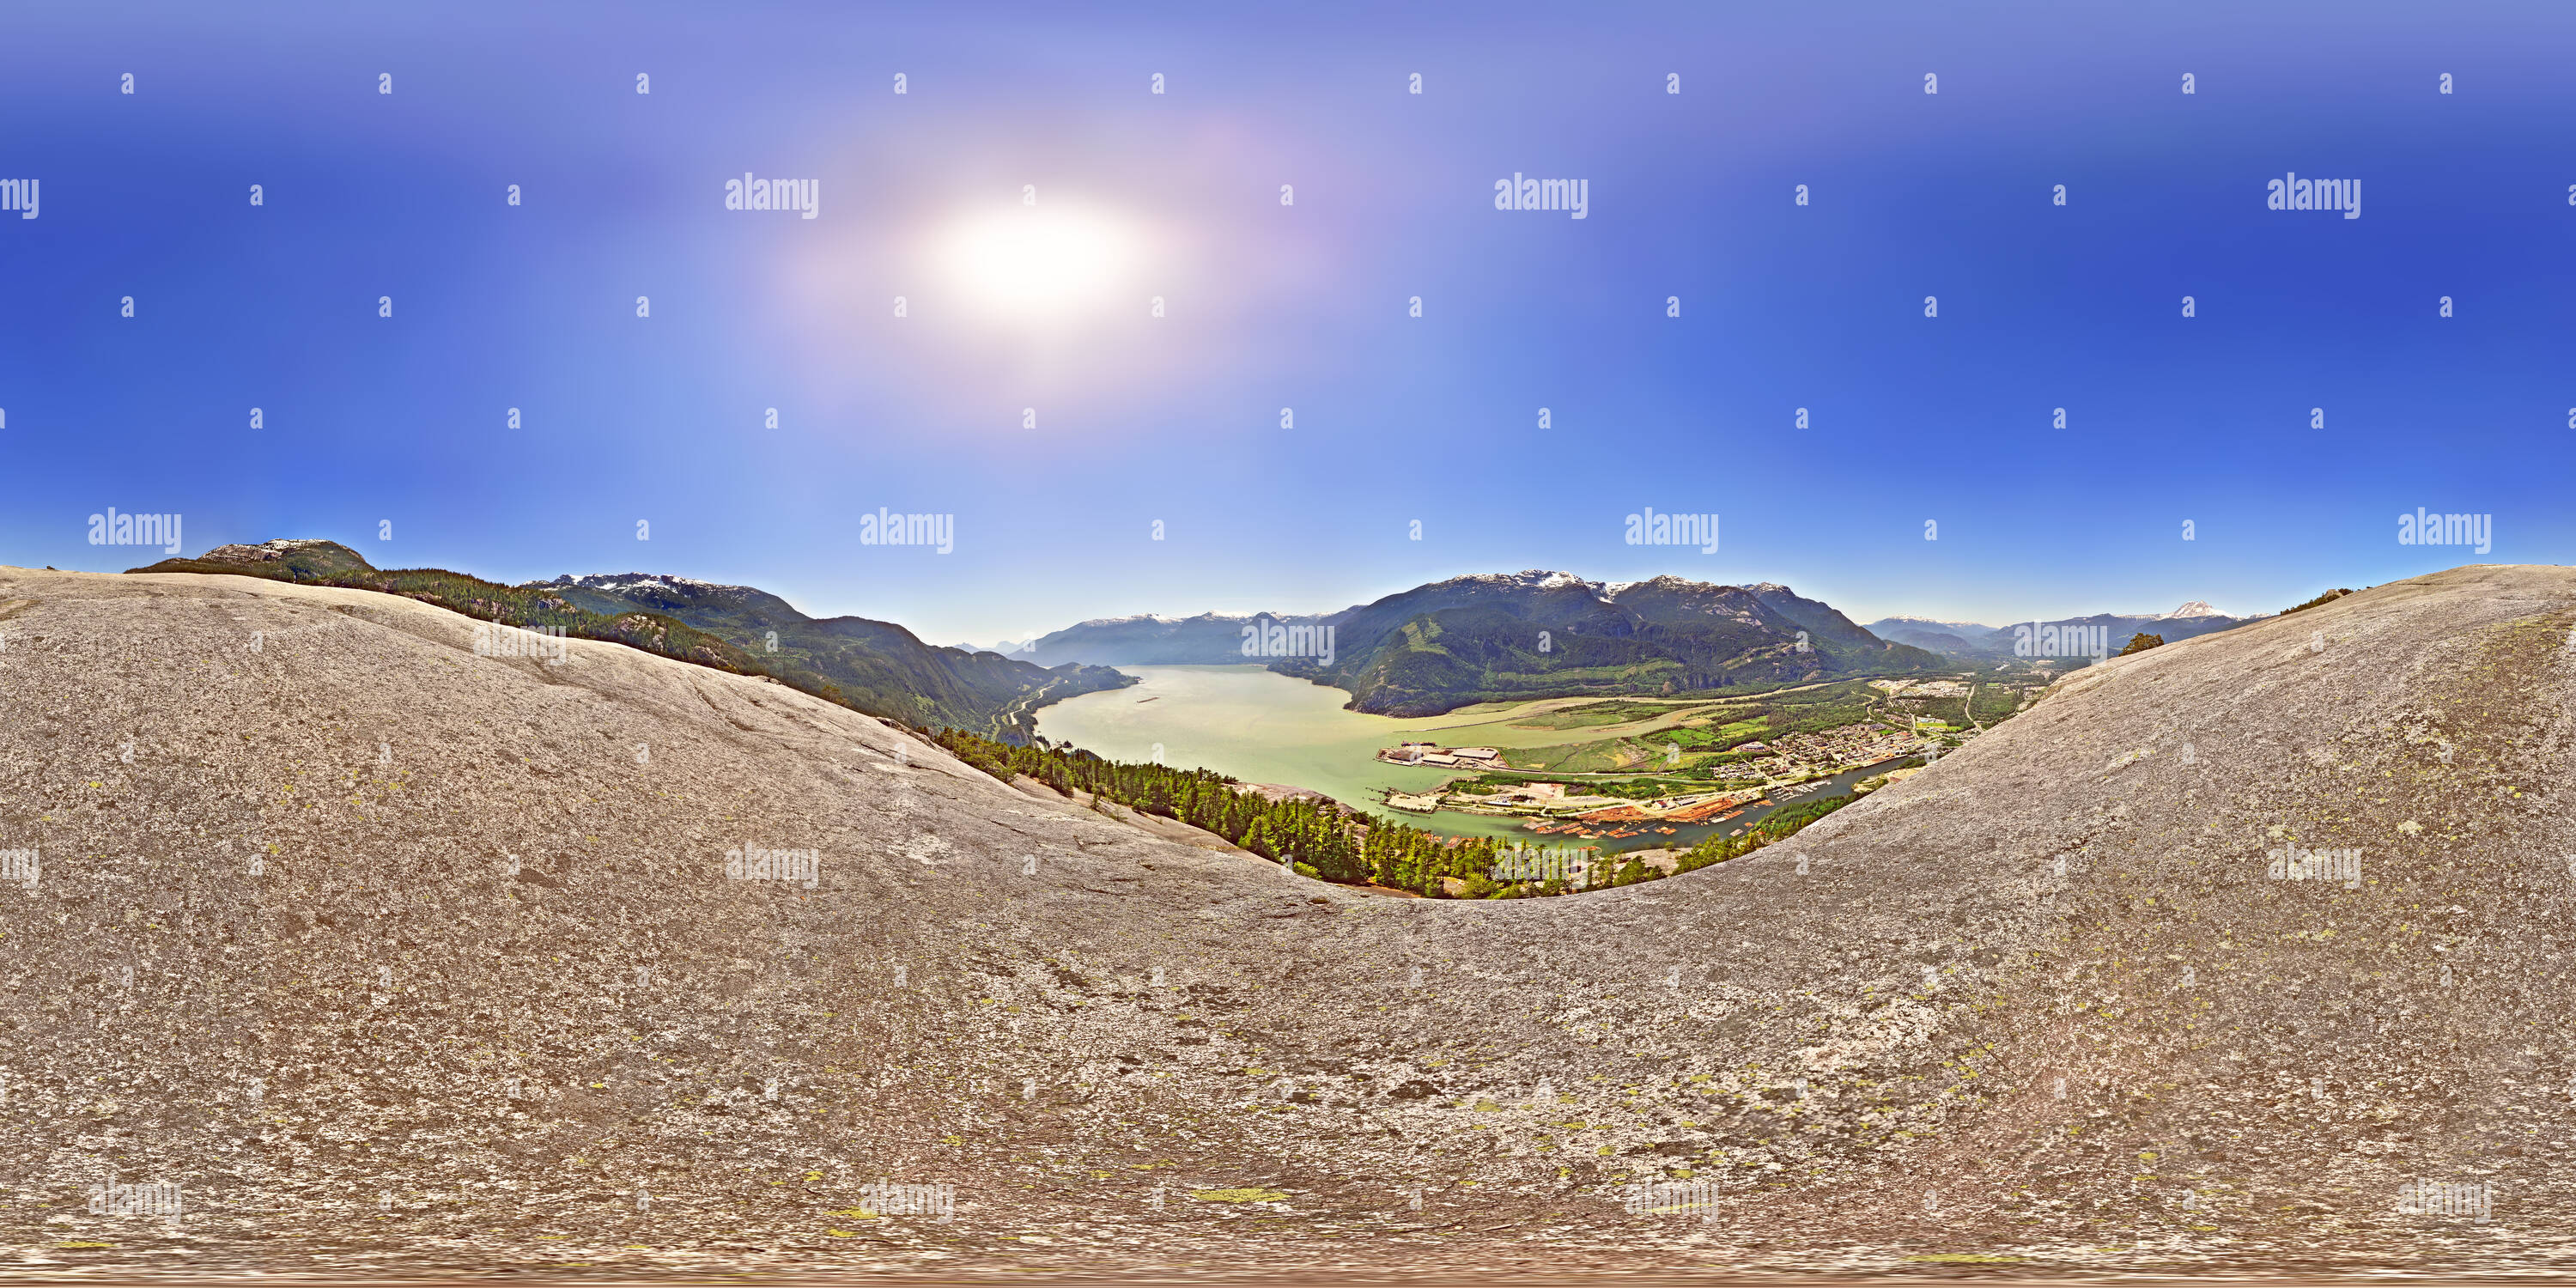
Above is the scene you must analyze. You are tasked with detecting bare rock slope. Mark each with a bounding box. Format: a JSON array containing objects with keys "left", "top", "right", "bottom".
[{"left": 1, "top": 564, "right": 2572, "bottom": 1278}]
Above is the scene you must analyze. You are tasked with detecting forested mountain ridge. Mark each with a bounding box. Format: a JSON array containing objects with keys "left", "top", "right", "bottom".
[
  {"left": 126, "top": 541, "right": 1124, "bottom": 738},
  {"left": 1009, "top": 570, "right": 1942, "bottom": 715},
  {"left": 1268, "top": 571, "right": 1945, "bottom": 715}
]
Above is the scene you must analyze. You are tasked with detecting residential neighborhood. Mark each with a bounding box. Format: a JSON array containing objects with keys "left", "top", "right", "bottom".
[
  {"left": 1733, "top": 720, "right": 1936, "bottom": 782},
  {"left": 1868, "top": 677, "right": 1971, "bottom": 699}
]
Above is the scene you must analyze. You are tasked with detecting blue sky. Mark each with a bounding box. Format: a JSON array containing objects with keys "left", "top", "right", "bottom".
[{"left": 4, "top": 0, "right": 2570, "bottom": 642}]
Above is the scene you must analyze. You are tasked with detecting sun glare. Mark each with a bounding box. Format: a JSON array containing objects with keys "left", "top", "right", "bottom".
[{"left": 939, "top": 206, "right": 1139, "bottom": 320}]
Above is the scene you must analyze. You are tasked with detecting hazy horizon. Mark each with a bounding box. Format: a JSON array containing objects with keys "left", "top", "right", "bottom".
[{"left": 95, "top": 535, "right": 2288, "bottom": 645}]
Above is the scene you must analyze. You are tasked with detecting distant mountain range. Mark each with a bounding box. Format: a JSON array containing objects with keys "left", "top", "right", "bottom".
[
  {"left": 1014, "top": 571, "right": 1947, "bottom": 716},
  {"left": 129, "top": 541, "right": 1127, "bottom": 738},
  {"left": 950, "top": 639, "right": 1035, "bottom": 658},
  {"left": 1019, "top": 611, "right": 1306, "bottom": 668},
  {"left": 1857, "top": 615, "right": 2008, "bottom": 653},
  {"left": 1863, "top": 601, "right": 2262, "bottom": 659},
  {"left": 127, "top": 539, "right": 2263, "bottom": 729},
  {"left": 1011, "top": 582, "right": 2269, "bottom": 713},
  {"left": 1284, "top": 573, "right": 1949, "bottom": 715}
]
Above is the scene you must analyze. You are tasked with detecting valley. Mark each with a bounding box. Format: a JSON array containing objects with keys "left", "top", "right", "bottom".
[
  {"left": 1018, "top": 571, "right": 1953, "bottom": 716},
  {"left": 1035, "top": 663, "right": 2042, "bottom": 852},
  {"left": 7, "top": 1, "right": 2537, "bottom": 1272}
]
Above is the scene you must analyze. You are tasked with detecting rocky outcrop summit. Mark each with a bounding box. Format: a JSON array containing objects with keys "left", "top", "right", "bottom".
[{"left": 0, "top": 563, "right": 2570, "bottom": 1278}]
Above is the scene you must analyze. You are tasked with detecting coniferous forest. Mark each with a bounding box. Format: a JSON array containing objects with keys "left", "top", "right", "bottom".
[{"left": 931, "top": 729, "right": 1852, "bottom": 899}]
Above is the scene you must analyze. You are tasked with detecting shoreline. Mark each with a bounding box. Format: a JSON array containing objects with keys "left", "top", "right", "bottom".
[{"left": 1035, "top": 665, "right": 1938, "bottom": 848}]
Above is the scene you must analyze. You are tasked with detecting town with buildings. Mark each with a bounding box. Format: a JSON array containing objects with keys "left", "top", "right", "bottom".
[
  {"left": 1375, "top": 720, "right": 1945, "bottom": 841},
  {"left": 1730, "top": 720, "right": 1936, "bottom": 782},
  {"left": 1868, "top": 677, "right": 1971, "bottom": 699},
  {"left": 1382, "top": 776, "right": 1763, "bottom": 840}
]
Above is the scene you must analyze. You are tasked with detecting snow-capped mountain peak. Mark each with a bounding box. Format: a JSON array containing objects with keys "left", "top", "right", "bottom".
[
  {"left": 1067, "top": 611, "right": 1271, "bottom": 629},
  {"left": 530, "top": 572, "right": 753, "bottom": 596}
]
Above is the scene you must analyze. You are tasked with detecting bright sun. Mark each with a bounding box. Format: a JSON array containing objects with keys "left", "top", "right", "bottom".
[{"left": 939, "top": 205, "right": 1138, "bottom": 320}]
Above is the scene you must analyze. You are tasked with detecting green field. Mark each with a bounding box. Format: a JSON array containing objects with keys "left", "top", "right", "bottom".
[
  {"left": 1457, "top": 677, "right": 1906, "bottom": 779},
  {"left": 1508, "top": 699, "right": 1722, "bottom": 730}
]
